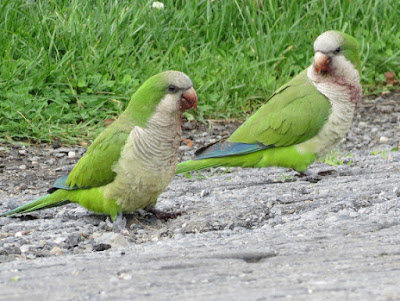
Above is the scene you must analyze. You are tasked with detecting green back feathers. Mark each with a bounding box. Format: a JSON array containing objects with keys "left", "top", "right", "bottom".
[
  {"left": 228, "top": 70, "right": 332, "bottom": 147},
  {"left": 66, "top": 121, "right": 131, "bottom": 188}
]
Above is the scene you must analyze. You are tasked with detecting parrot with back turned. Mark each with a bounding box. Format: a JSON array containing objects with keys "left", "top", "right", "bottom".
[
  {"left": 2, "top": 71, "right": 198, "bottom": 221},
  {"left": 176, "top": 30, "right": 362, "bottom": 175}
]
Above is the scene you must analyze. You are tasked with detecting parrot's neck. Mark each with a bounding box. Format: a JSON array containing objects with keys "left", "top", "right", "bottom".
[
  {"left": 308, "top": 55, "right": 362, "bottom": 104},
  {"left": 123, "top": 96, "right": 182, "bottom": 173},
  {"left": 296, "top": 65, "right": 361, "bottom": 157}
]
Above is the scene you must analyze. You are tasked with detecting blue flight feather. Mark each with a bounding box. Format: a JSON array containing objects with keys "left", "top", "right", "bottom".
[
  {"left": 47, "top": 174, "right": 85, "bottom": 193},
  {"left": 194, "top": 141, "right": 274, "bottom": 160}
]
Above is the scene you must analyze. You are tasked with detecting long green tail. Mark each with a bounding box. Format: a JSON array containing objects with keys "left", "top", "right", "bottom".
[
  {"left": 175, "top": 151, "right": 267, "bottom": 174},
  {"left": 1, "top": 187, "right": 121, "bottom": 220},
  {"left": 1, "top": 191, "right": 71, "bottom": 217},
  {"left": 175, "top": 158, "right": 223, "bottom": 174},
  {"left": 176, "top": 146, "right": 317, "bottom": 174}
]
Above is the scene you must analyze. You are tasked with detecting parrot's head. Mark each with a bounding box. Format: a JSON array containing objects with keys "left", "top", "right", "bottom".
[
  {"left": 161, "top": 71, "right": 198, "bottom": 113},
  {"left": 126, "top": 70, "right": 197, "bottom": 127},
  {"left": 312, "top": 30, "right": 361, "bottom": 80}
]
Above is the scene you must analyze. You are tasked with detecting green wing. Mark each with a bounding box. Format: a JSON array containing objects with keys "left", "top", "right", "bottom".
[
  {"left": 228, "top": 69, "right": 332, "bottom": 147},
  {"left": 65, "top": 120, "right": 133, "bottom": 188}
]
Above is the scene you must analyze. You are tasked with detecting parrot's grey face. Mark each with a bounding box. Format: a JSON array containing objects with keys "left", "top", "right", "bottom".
[
  {"left": 312, "top": 31, "right": 345, "bottom": 75},
  {"left": 312, "top": 31, "right": 359, "bottom": 83},
  {"left": 157, "top": 71, "right": 198, "bottom": 115}
]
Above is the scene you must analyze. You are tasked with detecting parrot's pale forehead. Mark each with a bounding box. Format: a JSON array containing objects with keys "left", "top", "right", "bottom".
[
  {"left": 162, "top": 70, "right": 192, "bottom": 88},
  {"left": 314, "top": 31, "right": 344, "bottom": 53}
]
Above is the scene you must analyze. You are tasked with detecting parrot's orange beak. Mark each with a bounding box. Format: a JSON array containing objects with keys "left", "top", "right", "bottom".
[
  {"left": 313, "top": 51, "right": 331, "bottom": 74},
  {"left": 180, "top": 87, "right": 198, "bottom": 111}
]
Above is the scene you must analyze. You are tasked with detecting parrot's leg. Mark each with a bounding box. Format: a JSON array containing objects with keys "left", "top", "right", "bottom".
[{"left": 145, "top": 205, "right": 185, "bottom": 221}]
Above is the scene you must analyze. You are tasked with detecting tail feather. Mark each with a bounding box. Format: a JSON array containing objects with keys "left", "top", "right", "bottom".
[
  {"left": 195, "top": 141, "right": 272, "bottom": 159},
  {"left": 2, "top": 187, "right": 121, "bottom": 220},
  {"left": 176, "top": 145, "right": 317, "bottom": 174},
  {"left": 176, "top": 158, "right": 223, "bottom": 174},
  {"left": 22, "top": 200, "right": 71, "bottom": 213},
  {"left": 175, "top": 151, "right": 264, "bottom": 174},
  {"left": 1, "top": 192, "right": 71, "bottom": 217},
  {"left": 176, "top": 141, "right": 272, "bottom": 174}
]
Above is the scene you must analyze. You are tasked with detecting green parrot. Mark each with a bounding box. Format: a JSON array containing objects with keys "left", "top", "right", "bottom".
[
  {"left": 176, "top": 31, "right": 361, "bottom": 175},
  {"left": 2, "top": 71, "right": 198, "bottom": 221}
]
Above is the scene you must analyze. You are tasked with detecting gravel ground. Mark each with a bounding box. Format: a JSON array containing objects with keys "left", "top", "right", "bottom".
[{"left": 0, "top": 92, "right": 399, "bottom": 300}]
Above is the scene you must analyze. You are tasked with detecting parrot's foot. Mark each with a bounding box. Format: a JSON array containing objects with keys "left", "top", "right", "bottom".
[
  {"left": 145, "top": 206, "right": 185, "bottom": 221},
  {"left": 106, "top": 213, "right": 128, "bottom": 233},
  {"left": 295, "top": 170, "right": 321, "bottom": 183},
  {"left": 296, "top": 169, "right": 337, "bottom": 183},
  {"left": 316, "top": 169, "right": 337, "bottom": 176}
]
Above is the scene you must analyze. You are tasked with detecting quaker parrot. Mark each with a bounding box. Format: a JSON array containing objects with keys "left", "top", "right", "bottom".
[
  {"left": 2, "top": 71, "right": 198, "bottom": 221},
  {"left": 176, "top": 31, "right": 361, "bottom": 175}
]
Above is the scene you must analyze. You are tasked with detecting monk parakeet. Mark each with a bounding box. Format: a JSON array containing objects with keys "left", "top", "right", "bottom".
[
  {"left": 2, "top": 71, "right": 198, "bottom": 221},
  {"left": 176, "top": 31, "right": 361, "bottom": 175}
]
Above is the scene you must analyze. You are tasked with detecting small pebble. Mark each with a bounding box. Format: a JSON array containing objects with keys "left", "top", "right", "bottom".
[
  {"left": 379, "top": 136, "right": 389, "bottom": 144},
  {"left": 19, "top": 183, "right": 28, "bottom": 190},
  {"left": 14, "top": 231, "right": 26, "bottom": 237},
  {"left": 200, "top": 189, "right": 211, "bottom": 198},
  {"left": 68, "top": 151, "right": 76, "bottom": 159},
  {"left": 93, "top": 244, "right": 111, "bottom": 252},
  {"left": 20, "top": 244, "right": 34, "bottom": 253},
  {"left": 358, "top": 121, "right": 368, "bottom": 128},
  {"left": 50, "top": 246, "right": 66, "bottom": 256},
  {"left": 117, "top": 272, "right": 132, "bottom": 280}
]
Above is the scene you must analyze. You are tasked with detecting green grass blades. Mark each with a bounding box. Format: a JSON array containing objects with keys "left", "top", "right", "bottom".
[
  {"left": 1, "top": 0, "right": 399, "bottom": 143},
  {"left": 320, "top": 149, "right": 353, "bottom": 166}
]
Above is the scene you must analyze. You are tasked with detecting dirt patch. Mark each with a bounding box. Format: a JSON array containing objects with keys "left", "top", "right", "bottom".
[{"left": 0, "top": 93, "right": 399, "bottom": 300}]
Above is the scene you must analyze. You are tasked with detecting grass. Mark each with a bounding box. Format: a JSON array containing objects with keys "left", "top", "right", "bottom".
[
  {"left": 1, "top": 0, "right": 399, "bottom": 143},
  {"left": 371, "top": 147, "right": 399, "bottom": 158},
  {"left": 320, "top": 149, "right": 353, "bottom": 166}
]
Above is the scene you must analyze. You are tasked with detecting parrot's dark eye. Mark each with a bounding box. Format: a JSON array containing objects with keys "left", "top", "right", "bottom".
[
  {"left": 334, "top": 47, "right": 341, "bottom": 54},
  {"left": 167, "top": 85, "right": 177, "bottom": 93}
]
